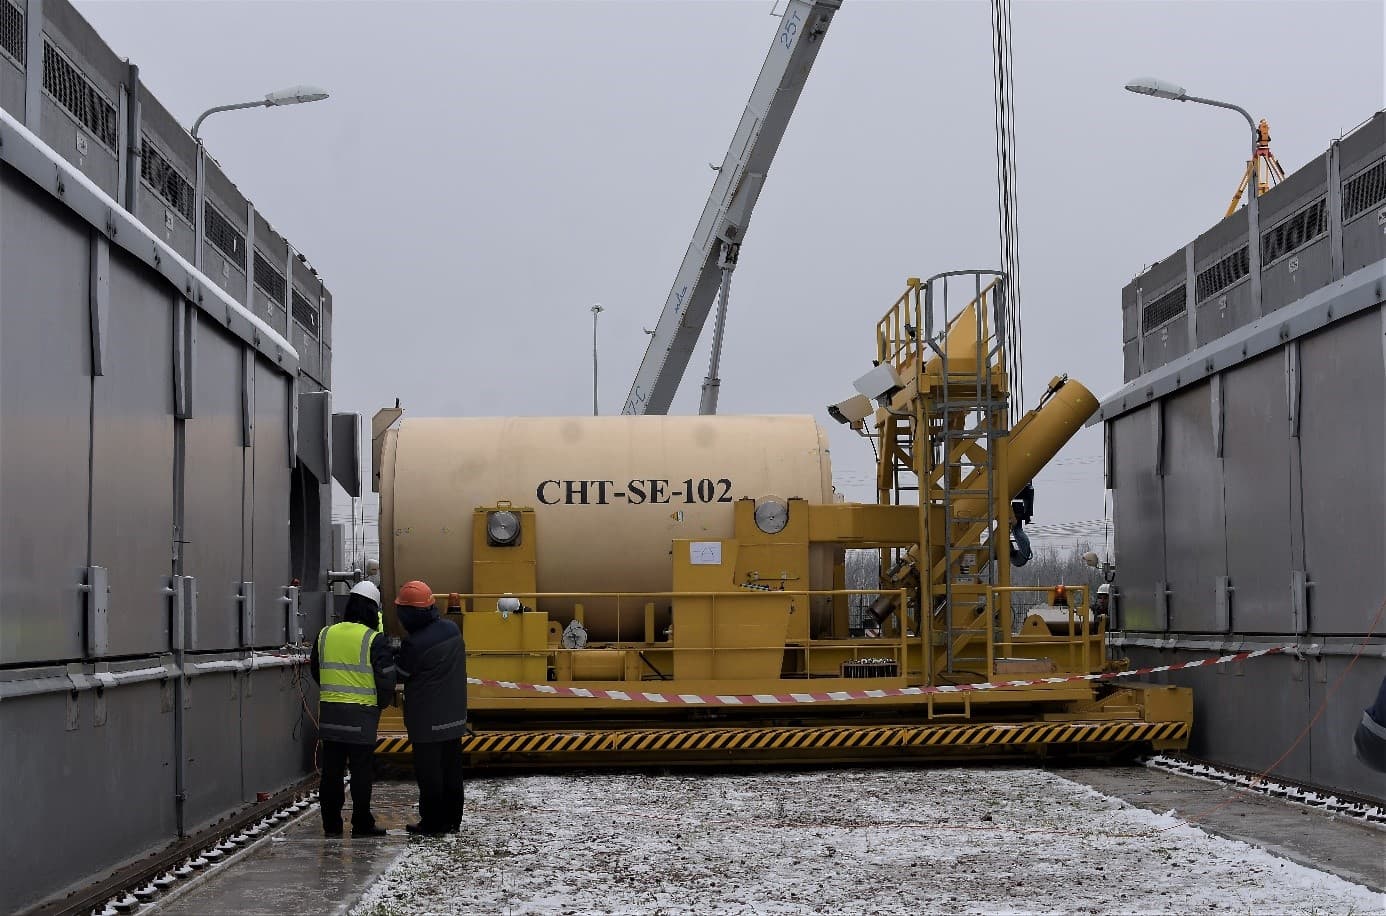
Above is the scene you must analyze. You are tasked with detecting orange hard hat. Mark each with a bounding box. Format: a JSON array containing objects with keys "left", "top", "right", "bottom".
[{"left": 396, "top": 580, "right": 434, "bottom": 609}]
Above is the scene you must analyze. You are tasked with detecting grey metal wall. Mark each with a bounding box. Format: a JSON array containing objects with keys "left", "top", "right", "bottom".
[
  {"left": 1100, "top": 110, "right": 1386, "bottom": 801},
  {"left": 0, "top": 1, "right": 346, "bottom": 909},
  {"left": 1122, "top": 112, "right": 1385, "bottom": 383}
]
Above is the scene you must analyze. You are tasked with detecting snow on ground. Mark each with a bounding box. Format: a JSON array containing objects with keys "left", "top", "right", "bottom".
[{"left": 353, "top": 767, "right": 1384, "bottom": 916}]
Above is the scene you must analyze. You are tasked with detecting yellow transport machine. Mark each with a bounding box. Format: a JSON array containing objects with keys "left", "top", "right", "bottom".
[{"left": 371, "top": 271, "right": 1192, "bottom": 767}]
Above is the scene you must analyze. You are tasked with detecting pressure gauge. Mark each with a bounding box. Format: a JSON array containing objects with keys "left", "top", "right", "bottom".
[
  {"left": 753, "top": 497, "right": 790, "bottom": 535},
  {"left": 487, "top": 510, "right": 521, "bottom": 546}
]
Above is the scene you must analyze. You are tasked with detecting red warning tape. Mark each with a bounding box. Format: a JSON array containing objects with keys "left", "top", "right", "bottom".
[{"left": 465, "top": 644, "right": 1293, "bottom": 705}]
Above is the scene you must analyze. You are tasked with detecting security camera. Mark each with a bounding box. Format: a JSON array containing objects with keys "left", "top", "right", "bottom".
[
  {"left": 853, "top": 363, "right": 904, "bottom": 403},
  {"left": 827, "top": 394, "right": 873, "bottom": 427}
]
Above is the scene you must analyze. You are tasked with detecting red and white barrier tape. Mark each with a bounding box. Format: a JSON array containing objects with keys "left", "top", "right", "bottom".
[{"left": 465, "top": 644, "right": 1294, "bottom": 705}]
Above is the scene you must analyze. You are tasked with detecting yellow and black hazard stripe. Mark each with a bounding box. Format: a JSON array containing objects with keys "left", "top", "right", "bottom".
[{"left": 374, "top": 720, "right": 1189, "bottom": 758}]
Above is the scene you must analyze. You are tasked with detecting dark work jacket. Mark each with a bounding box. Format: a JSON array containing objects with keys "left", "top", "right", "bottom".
[
  {"left": 310, "top": 595, "right": 396, "bottom": 745},
  {"left": 396, "top": 605, "right": 469, "bottom": 743},
  {"left": 1354, "top": 675, "right": 1386, "bottom": 774}
]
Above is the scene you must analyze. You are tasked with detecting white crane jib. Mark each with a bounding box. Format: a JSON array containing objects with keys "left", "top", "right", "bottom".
[{"left": 621, "top": 0, "right": 842, "bottom": 416}]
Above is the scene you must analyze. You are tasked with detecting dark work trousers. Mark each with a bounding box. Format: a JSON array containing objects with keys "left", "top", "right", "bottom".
[
  {"left": 320, "top": 740, "right": 377, "bottom": 830},
  {"left": 413, "top": 739, "right": 465, "bottom": 830}
]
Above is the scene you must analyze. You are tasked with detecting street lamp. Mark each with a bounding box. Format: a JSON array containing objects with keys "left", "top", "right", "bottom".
[
  {"left": 1124, "top": 77, "right": 1255, "bottom": 134},
  {"left": 590, "top": 304, "right": 604, "bottom": 416},
  {"left": 1124, "top": 76, "right": 1265, "bottom": 314},
  {"left": 191, "top": 85, "right": 331, "bottom": 140},
  {"left": 189, "top": 85, "right": 330, "bottom": 272}
]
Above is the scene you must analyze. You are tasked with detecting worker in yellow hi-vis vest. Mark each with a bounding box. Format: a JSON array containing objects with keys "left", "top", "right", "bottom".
[{"left": 310, "top": 581, "right": 396, "bottom": 837}]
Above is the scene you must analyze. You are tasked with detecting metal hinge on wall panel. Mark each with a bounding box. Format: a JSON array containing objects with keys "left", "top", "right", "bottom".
[
  {"left": 174, "top": 301, "right": 197, "bottom": 419},
  {"left": 187, "top": 309, "right": 199, "bottom": 419},
  {"left": 239, "top": 583, "right": 255, "bottom": 647},
  {"left": 89, "top": 235, "right": 110, "bottom": 376},
  {"left": 1210, "top": 374, "right": 1224, "bottom": 458},
  {"left": 167, "top": 575, "right": 197, "bottom": 650},
  {"left": 173, "top": 300, "right": 187, "bottom": 418},
  {"left": 241, "top": 351, "right": 254, "bottom": 447},
  {"left": 1152, "top": 405, "right": 1165, "bottom": 477},
  {"left": 183, "top": 576, "right": 198, "bottom": 650},
  {"left": 79, "top": 566, "right": 110, "bottom": 657},
  {"left": 288, "top": 378, "right": 299, "bottom": 469},
  {"left": 1285, "top": 343, "right": 1301, "bottom": 438},
  {"left": 1155, "top": 580, "right": 1170, "bottom": 631},
  {"left": 281, "top": 585, "right": 302, "bottom": 644},
  {"left": 1214, "top": 576, "right": 1232, "bottom": 632},
  {"left": 1291, "top": 570, "right": 1309, "bottom": 634},
  {"left": 1102, "top": 420, "right": 1113, "bottom": 489},
  {"left": 93, "top": 680, "right": 108, "bottom": 727}
]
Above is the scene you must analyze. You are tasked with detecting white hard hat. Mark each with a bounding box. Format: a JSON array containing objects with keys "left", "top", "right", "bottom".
[
  {"left": 349, "top": 580, "right": 382, "bottom": 607},
  {"left": 1097, "top": 584, "right": 1112, "bottom": 595}
]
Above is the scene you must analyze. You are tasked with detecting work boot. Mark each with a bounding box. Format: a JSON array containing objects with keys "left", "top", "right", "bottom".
[
  {"left": 353, "top": 824, "right": 388, "bottom": 837},
  {"left": 405, "top": 822, "right": 449, "bottom": 837}
]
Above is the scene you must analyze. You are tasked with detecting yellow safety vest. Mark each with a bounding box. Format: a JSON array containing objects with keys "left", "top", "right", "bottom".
[{"left": 318, "top": 621, "right": 378, "bottom": 707}]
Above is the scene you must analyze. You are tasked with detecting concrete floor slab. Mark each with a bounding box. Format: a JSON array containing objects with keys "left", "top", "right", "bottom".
[
  {"left": 152, "top": 782, "right": 418, "bottom": 916},
  {"left": 1059, "top": 764, "right": 1386, "bottom": 893}
]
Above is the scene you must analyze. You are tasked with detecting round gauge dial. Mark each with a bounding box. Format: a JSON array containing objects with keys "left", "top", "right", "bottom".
[
  {"left": 487, "top": 510, "right": 521, "bottom": 545},
  {"left": 753, "top": 498, "right": 790, "bottom": 535}
]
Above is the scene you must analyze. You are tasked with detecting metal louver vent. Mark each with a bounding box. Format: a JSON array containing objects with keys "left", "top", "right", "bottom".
[
  {"left": 139, "top": 136, "right": 195, "bottom": 224},
  {"left": 1261, "top": 198, "right": 1326, "bottom": 265},
  {"left": 1141, "top": 285, "right": 1186, "bottom": 334},
  {"left": 42, "top": 40, "right": 118, "bottom": 149},
  {"left": 291, "top": 288, "right": 319, "bottom": 337},
  {"left": 1343, "top": 159, "right": 1385, "bottom": 222},
  {"left": 253, "top": 252, "right": 287, "bottom": 306},
  {"left": 0, "top": 0, "right": 23, "bottom": 66},
  {"left": 1195, "top": 246, "right": 1249, "bottom": 303},
  {"left": 203, "top": 202, "right": 246, "bottom": 271}
]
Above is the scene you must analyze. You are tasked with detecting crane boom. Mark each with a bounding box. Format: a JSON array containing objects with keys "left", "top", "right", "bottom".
[{"left": 621, "top": 0, "right": 842, "bottom": 416}]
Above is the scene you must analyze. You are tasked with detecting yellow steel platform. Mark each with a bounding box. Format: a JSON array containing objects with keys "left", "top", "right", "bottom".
[{"left": 375, "top": 719, "right": 1189, "bottom": 767}]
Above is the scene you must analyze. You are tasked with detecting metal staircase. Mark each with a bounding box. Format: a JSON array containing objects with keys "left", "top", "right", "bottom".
[{"left": 878, "top": 272, "right": 1011, "bottom": 684}]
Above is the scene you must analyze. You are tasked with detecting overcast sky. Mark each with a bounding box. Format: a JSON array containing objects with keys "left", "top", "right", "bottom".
[{"left": 77, "top": 0, "right": 1385, "bottom": 533}]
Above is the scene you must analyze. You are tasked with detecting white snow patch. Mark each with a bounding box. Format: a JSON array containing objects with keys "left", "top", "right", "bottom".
[{"left": 352, "top": 768, "right": 1385, "bottom": 915}]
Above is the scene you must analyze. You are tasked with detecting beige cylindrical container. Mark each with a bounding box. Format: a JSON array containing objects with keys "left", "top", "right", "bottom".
[{"left": 379, "top": 415, "right": 836, "bottom": 640}]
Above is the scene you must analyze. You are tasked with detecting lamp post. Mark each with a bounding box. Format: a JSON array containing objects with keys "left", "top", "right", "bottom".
[
  {"left": 591, "top": 304, "right": 604, "bottom": 416},
  {"left": 1124, "top": 76, "right": 1263, "bottom": 316},
  {"left": 191, "top": 85, "right": 331, "bottom": 140},
  {"left": 190, "top": 85, "right": 330, "bottom": 270}
]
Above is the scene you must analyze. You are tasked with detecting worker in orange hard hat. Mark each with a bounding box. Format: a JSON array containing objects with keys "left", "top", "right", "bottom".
[{"left": 394, "top": 580, "right": 468, "bottom": 835}]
